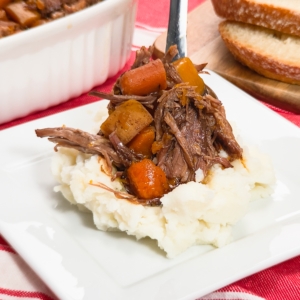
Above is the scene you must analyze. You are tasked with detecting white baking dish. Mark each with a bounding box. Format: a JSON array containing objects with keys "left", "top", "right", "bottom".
[{"left": 0, "top": 0, "right": 137, "bottom": 124}]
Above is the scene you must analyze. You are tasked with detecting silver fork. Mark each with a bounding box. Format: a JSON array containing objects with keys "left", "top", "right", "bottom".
[
  {"left": 165, "top": 0, "right": 217, "bottom": 98},
  {"left": 166, "top": 0, "right": 188, "bottom": 60}
]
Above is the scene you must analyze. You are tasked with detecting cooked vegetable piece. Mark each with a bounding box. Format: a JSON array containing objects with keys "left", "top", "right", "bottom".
[
  {"left": 119, "top": 59, "right": 167, "bottom": 96},
  {"left": 0, "top": 9, "right": 7, "bottom": 19},
  {"left": 63, "top": 0, "right": 86, "bottom": 14},
  {"left": 0, "top": 19, "right": 19, "bottom": 36},
  {"left": 36, "top": 0, "right": 45, "bottom": 11},
  {"left": 127, "top": 159, "right": 169, "bottom": 199},
  {"left": 31, "top": 18, "right": 48, "bottom": 27},
  {"left": 5, "top": 1, "right": 41, "bottom": 26},
  {"left": 172, "top": 57, "right": 205, "bottom": 95},
  {"left": 100, "top": 99, "right": 153, "bottom": 145},
  {"left": 127, "top": 126, "right": 155, "bottom": 157},
  {"left": 0, "top": 0, "right": 9, "bottom": 10}
]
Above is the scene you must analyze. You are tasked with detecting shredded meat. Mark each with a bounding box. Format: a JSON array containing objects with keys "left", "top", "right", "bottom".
[
  {"left": 89, "top": 91, "right": 158, "bottom": 110},
  {"left": 162, "top": 45, "right": 180, "bottom": 64},
  {"left": 35, "top": 127, "right": 123, "bottom": 171},
  {"left": 108, "top": 131, "right": 143, "bottom": 168},
  {"left": 153, "top": 83, "right": 242, "bottom": 183},
  {"left": 35, "top": 45, "right": 243, "bottom": 205},
  {"left": 130, "top": 45, "right": 154, "bottom": 69}
]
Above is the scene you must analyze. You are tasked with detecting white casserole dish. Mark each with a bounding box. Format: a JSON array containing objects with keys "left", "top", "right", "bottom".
[{"left": 0, "top": 0, "right": 137, "bottom": 124}]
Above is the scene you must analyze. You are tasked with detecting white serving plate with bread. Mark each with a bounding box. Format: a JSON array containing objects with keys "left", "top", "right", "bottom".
[{"left": 0, "top": 0, "right": 137, "bottom": 125}]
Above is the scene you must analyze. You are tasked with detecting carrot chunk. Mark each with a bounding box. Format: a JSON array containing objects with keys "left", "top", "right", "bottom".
[
  {"left": 119, "top": 59, "right": 167, "bottom": 96},
  {"left": 127, "top": 159, "right": 169, "bottom": 199},
  {"left": 172, "top": 57, "right": 205, "bottom": 95},
  {"left": 127, "top": 126, "right": 155, "bottom": 157}
]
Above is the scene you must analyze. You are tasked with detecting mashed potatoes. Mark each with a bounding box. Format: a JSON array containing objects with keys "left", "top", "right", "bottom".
[{"left": 50, "top": 112, "right": 275, "bottom": 258}]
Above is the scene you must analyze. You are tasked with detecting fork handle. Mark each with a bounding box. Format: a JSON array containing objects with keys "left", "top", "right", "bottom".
[{"left": 166, "top": 0, "right": 188, "bottom": 60}]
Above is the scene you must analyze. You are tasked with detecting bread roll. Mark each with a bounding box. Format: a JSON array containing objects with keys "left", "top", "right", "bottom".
[
  {"left": 218, "top": 21, "right": 300, "bottom": 85},
  {"left": 212, "top": 0, "right": 300, "bottom": 37}
]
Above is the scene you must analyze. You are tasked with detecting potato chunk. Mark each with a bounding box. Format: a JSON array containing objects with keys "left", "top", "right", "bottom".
[
  {"left": 100, "top": 99, "right": 153, "bottom": 145},
  {"left": 5, "top": 2, "right": 41, "bottom": 27}
]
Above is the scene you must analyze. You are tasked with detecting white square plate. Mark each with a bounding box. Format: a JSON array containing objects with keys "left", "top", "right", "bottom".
[{"left": 1, "top": 71, "right": 300, "bottom": 300}]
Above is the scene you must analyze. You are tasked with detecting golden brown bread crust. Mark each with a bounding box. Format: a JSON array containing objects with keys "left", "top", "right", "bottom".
[
  {"left": 218, "top": 21, "right": 300, "bottom": 85},
  {"left": 212, "top": 0, "right": 300, "bottom": 37}
]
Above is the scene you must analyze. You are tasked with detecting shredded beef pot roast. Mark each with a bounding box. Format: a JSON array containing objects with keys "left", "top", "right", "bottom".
[{"left": 36, "top": 45, "right": 243, "bottom": 205}]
